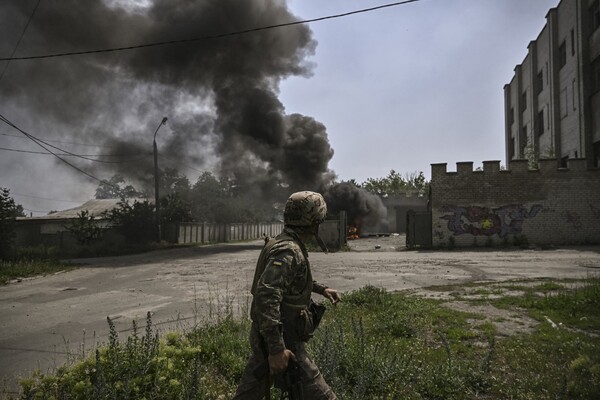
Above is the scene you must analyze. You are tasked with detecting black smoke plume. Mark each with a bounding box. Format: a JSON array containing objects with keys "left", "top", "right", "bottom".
[
  {"left": 1, "top": 0, "right": 386, "bottom": 226},
  {"left": 323, "top": 182, "right": 387, "bottom": 229},
  {"left": 0, "top": 0, "right": 333, "bottom": 192}
]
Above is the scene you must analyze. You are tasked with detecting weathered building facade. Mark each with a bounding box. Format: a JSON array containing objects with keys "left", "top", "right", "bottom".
[{"left": 504, "top": 0, "right": 600, "bottom": 168}]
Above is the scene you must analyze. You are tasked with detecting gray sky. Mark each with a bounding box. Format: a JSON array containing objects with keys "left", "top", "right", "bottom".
[{"left": 0, "top": 0, "right": 559, "bottom": 216}]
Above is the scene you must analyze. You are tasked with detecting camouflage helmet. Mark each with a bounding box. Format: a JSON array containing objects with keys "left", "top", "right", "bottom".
[{"left": 284, "top": 191, "right": 327, "bottom": 227}]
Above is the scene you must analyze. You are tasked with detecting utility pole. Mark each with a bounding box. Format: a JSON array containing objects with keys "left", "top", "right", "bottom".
[{"left": 153, "top": 117, "right": 168, "bottom": 243}]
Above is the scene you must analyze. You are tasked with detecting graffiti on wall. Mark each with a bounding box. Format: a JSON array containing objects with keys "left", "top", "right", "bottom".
[
  {"left": 563, "top": 211, "right": 582, "bottom": 230},
  {"left": 433, "top": 222, "right": 445, "bottom": 241},
  {"left": 440, "top": 204, "right": 543, "bottom": 237}
]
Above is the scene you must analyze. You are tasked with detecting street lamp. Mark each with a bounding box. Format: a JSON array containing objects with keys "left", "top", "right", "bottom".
[{"left": 153, "top": 117, "right": 168, "bottom": 242}]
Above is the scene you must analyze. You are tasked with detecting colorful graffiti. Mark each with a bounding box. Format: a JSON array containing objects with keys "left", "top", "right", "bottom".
[{"left": 440, "top": 204, "right": 543, "bottom": 237}]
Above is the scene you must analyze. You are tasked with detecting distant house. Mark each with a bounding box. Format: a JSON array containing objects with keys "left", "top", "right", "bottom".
[{"left": 14, "top": 198, "right": 146, "bottom": 249}]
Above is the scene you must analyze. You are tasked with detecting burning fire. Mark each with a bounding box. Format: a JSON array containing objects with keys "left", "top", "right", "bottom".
[{"left": 347, "top": 226, "right": 359, "bottom": 240}]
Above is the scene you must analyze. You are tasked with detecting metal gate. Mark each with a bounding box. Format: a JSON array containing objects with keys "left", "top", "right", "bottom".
[{"left": 406, "top": 210, "right": 432, "bottom": 248}]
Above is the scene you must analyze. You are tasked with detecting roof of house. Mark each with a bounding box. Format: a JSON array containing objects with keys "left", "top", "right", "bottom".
[{"left": 17, "top": 198, "right": 151, "bottom": 220}]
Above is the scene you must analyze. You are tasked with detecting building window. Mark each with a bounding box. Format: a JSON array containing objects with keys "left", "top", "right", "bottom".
[
  {"left": 592, "top": 1, "right": 600, "bottom": 33},
  {"left": 521, "top": 91, "right": 527, "bottom": 112},
  {"left": 509, "top": 137, "right": 515, "bottom": 160},
  {"left": 559, "top": 41, "right": 567, "bottom": 68},
  {"left": 572, "top": 79, "right": 577, "bottom": 110},
  {"left": 593, "top": 141, "right": 600, "bottom": 168},
  {"left": 521, "top": 125, "right": 528, "bottom": 155},
  {"left": 509, "top": 107, "right": 515, "bottom": 126},
  {"left": 593, "top": 56, "right": 600, "bottom": 94},
  {"left": 536, "top": 110, "right": 545, "bottom": 136},
  {"left": 560, "top": 88, "right": 568, "bottom": 118},
  {"left": 561, "top": 156, "right": 569, "bottom": 168},
  {"left": 536, "top": 71, "right": 544, "bottom": 95}
]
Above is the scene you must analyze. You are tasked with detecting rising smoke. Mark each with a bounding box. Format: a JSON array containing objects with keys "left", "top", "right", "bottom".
[
  {"left": 0, "top": 0, "right": 386, "bottom": 224},
  {"left": 323, "top": 182, "right": 387, "bottom": 229}
]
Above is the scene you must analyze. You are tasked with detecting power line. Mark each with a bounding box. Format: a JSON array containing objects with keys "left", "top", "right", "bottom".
[
  {"left": 0, "top": 0, "right": 41, "bottom": 80},
  {"left": 0, "top": 0, "right": 422, "bottom": 61},
  {"left": 11, "top": 192, "right": 80, "bottom": 203},
  {"left": 0, "top": 119, "right": 146, "bottom": 164},
  {"left": 0, "top": 145, "right": 152, "bottom": 162},
  {"left": 0, "top": 113, "right": 117, "bottom": 186},
  {"left": 1, "top": 132, "right": 107, "bottom": 148}
]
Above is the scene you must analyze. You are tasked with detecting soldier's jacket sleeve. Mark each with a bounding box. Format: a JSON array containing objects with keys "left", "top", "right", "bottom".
[
  {"left": 312, "top": 281, "right": 328, "bottom": 295},
  {"left": 254, "top": 243, "right": 302, "bottom": 355}
]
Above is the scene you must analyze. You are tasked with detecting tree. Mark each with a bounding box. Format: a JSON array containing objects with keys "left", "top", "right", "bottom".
[
  {"left": 160, "top": 193, "right": 193, "bottom": 224},
  {"left": 159, "top": 168, "right": 191, "bottom": 198},
  {"left": 190, "top": 172, "right": 228, "bottom": 223},
  {"left": 362, "top": 170, "right": 429, "bottom": 197},
  {"left": 1, "top": 188, "right": 24, "bottom": 259},
  {"left": 95, "top": 175, "right": 144, "bottom": 199},
  {"left": 104, "top": 200, "right": 156, "bottom": 244},
  {"left": 65, "top": 210, "right": 104, "bottom": 246}
]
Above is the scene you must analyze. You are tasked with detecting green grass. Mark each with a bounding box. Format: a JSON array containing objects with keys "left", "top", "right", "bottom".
[
  {"left": 0, "top": 258, "right": 75, "bottom": 284},
  {"left": 14, "top": 278, "right": 600, "bottom": 399}
]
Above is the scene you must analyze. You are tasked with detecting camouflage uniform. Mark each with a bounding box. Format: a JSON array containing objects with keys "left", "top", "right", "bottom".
[{"left": 233, "top": 226, "right": 337, "bottom": 399}]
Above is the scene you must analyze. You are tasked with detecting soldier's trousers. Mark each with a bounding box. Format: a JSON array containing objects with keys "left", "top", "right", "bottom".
[{"left": 233, "top": 323, "right": 337, "bottom": 400}]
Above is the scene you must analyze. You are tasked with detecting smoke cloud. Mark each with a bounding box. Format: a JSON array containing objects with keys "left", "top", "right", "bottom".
[
  {"left": 323, "top": 182, "right": 387, "bottom": 228},
  {"left": 1, "top": 0, "right": 332, "bottom": 190},
  {"left": 1, "top": 0, "right": 385, "bottom": 226}
]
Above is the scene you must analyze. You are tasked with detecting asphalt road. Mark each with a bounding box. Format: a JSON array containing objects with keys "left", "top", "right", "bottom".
[{"left": 1, "top": 238, "right": 599, "bottom": 395}]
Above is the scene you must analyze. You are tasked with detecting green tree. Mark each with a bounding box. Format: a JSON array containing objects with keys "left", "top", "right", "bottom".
[
  {"left": 105, "top": 200, "right": 155, "bottom": 244},
  {"left": 362, "top": 170, "right": 429, "bottom": 197},
  {"left": 190, "top": 172, "right": 228, "bottom": 223},
  {"left": 95, "top": 175, "right": 144, "bottom": 199},
  {"left": 65, "top": 210, "right": 104, "bottom": 245},
  {"left": 160, "top": 193, "right": 193, "bottom": 224},
  {"left": 0, "top": 188, "right": 25, "bottom": 259},
  {"left": 159, "top": 168, "right": 191, "bottom": 198},
  {"left": 187, "top": 172, "right": 279, "bottom": 223}
]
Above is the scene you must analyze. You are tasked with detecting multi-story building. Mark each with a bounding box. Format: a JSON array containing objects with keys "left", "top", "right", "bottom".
[{"left": 504, "top": 0, "right": 600, "bottom": 169}]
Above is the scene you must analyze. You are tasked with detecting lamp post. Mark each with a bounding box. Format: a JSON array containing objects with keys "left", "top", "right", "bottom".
[{"left": 153, "top": 117, "right": 168, "bottom": 243}]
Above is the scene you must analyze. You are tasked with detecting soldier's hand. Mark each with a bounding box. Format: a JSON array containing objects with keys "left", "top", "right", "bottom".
[
  {"left": 323, "top": 288, "right": 341, "bottom": 305},
  {"left": 268, "top": 349, "right": 295, "bottom": 375}
]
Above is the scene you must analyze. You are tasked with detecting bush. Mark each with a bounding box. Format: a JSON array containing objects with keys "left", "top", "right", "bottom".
[
  {"left": 104, "top": 200, "right": 156, "bottom": 244},
  {"left": 0, "top": 188, "right": 24, "bottom": 259}
]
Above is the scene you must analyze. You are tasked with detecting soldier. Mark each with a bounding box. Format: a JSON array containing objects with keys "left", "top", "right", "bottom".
[{"left": 234, "top": 191, "right": 341, "bottom": 399}]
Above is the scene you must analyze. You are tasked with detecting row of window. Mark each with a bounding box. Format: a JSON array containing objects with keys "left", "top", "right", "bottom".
[{"left": 593, "top": 56, "right": 600, "bottom": 93}]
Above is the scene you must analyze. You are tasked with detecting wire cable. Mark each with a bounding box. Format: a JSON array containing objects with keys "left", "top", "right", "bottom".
[
  {"left": 0, "top": 0, "right": 41, "bottom": 79},
  {"left": 0, "top": 0, "right": 422, "bottom": 61},
  {"left": 0, "top": 113, "right": 118, "bottom": 186},
  {"left": 0, "top": 118, "right": 145, "bottom": 164},
  {"left": 1, "top": 132, "right": 107, "bottom": 148},
  {"left": 10, "top": 191, "right": 81, "bottom": 203},
  {"left": 0, "top": 145, "right": 152, "bottom": 162}
]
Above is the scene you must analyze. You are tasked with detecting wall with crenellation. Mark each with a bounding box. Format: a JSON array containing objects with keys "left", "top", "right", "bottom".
[{"left": 430, "top": 159, "right": 600, "bottom": 247}]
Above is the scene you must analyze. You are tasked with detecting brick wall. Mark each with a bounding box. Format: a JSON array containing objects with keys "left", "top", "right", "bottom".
[{"left": 430, "top": 159, "right": 600, "bottom": 247}]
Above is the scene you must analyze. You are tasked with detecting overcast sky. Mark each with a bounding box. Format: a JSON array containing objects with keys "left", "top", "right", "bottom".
[{"left": 1, "top": 0, "right": 559, "bottom": 216}]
